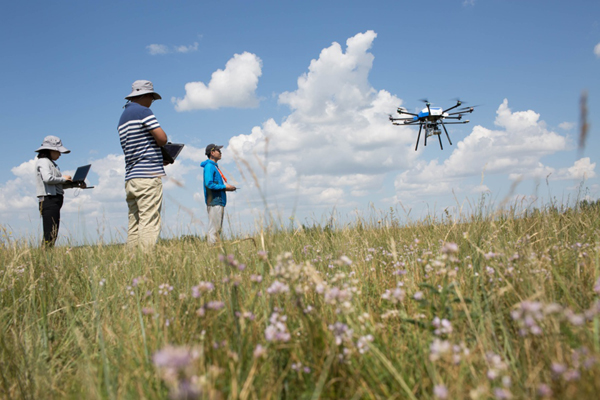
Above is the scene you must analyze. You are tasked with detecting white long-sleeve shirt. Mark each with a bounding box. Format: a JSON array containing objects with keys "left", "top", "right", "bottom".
[{"left": 35, "top": 157, "right": 71, "bottom": 197}]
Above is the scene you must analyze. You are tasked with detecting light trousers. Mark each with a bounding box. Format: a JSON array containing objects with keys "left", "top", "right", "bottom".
[
  {"left": 207, "top": 205, "right": 225, "bottom": 245},
  {"left": 125, "top": 177, "right": 163, "bottom": 248}
]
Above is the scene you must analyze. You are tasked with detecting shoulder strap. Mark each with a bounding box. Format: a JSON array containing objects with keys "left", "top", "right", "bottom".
[{"left": 216, "top": 166, "right": 227, "bottom": 183}]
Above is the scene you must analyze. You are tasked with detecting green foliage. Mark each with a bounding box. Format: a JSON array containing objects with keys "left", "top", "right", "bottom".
[{"left": 1, "top": 204, "right": 600, "bottom": 399}]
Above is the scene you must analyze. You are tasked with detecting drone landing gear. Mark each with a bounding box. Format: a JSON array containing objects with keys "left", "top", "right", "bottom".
[
  {"left": 440, "top": 121, "right": 452, "bottom": 147},
  {"left": 415, "top": 124, "right": 422, "bottom": 151},
  {"left": 416, "top": 123, "right": 453, "bottom": 151}
]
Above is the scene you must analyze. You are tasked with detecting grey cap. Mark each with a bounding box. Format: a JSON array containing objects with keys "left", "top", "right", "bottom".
[
  {"left": 205, "top": 144, "right": 223, "bottom": 156},
  {"left": 35, "top": 135, "right": 70, "bottom": 153},
  {"left": 125, "top": 80, "right": 162, "bottom": 100}
]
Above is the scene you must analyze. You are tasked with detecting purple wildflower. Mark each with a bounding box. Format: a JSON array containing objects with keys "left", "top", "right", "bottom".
[
  {"left": 153, "top": 345, "right": 195, "bottom": 369},
  {"left": 266, "top": 280, "right": 289, "bottom": 295},
  {"left": 205, "top": 301, "right": 225, "bottom": 310},
  {"left": 536, "top": 384, "right": 552, "bottom": 397},
  {"left": 253, "top": 344, "right": 267, "bottom": 358},
  {"left": 441, "top": 242, "right": 458, "bottom": 254},
  {"left": 432, "top": 317, "right": 453, "bottom": 336},
  {"left": 434, "top": 384, "right": 448, "bottom": 399},
  {"left": 429, "top": 339, "right": 451, "bottom": 362},
  {"left": 381, "top": 287, "right": 405, "bottom": 304},
  {"left": 265, "top": 313, "right": 291, "bottom": 343}
]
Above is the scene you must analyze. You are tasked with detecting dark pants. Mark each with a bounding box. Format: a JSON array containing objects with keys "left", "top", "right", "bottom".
[{"left": 39, "top": 195, "right": 63, "bottom": 247}]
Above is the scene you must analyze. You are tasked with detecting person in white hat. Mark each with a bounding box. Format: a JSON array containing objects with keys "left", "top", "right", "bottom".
[
  {"left": 34, "top": 135, "right": 85, "bottom": 247},
  {"left": 118, "top": 80, "right": 169, "bottom": 248}
]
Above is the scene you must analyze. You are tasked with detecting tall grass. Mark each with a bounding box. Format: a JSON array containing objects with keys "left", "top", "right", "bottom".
[{"left": 1, "top": 201, "right": 599, "bottom": 399}]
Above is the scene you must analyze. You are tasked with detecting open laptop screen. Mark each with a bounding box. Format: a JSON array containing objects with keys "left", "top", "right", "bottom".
[
  {"left": 162, "top": 143, "right": 185, "bottom": 165},
  {"left": 72, "top": 164, "right": 91, "bottom": 183}
]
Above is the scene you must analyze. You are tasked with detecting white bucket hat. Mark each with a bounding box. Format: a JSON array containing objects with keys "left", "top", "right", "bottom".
[
  {"left": 125, "top": 80, "right": 162, "bottom": 100},
  {"left": 35, "top": 135, "right": 70, "bottom": 153}
]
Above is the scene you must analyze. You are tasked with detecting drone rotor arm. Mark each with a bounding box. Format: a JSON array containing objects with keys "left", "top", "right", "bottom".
[
  {"left": 442, "top": 100, "right": 463, "bottom": 114},
  {"left": 447, "top": 110, "right": 471, "bottom": 116},
  {"left": 398, "top": 110, "right": 418, "bottom": 116}
]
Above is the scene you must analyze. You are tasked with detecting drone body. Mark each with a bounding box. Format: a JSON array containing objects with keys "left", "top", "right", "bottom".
[{"left": 389, "top": 100, "right": 475, "bottom": 151}]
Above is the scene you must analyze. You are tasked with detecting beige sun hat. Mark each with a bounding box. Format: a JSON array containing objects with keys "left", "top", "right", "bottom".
[
  {"left": 35, "top": 135, "right": 70, "bottom": 153},
  {"left": 125, "top": 80, "right": 162, "bottom": 100}
]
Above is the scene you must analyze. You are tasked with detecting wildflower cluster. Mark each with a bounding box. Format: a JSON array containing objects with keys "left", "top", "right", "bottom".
[
  {"left": 153, "top": 345, "right": 221, "bottom": 400},
  {"left": 291, "top": 362, "right": 311, "bottom": 374},
  {"left": 510, "top": 301, "right": 562, "bottom": 335},
  {"left": 429, "top": 339, "right": 470, "bottom": 364},
  {"left": 264, "top": 312, "right": 291, "bottom": 343},
  {"left": 219, "top": 254, "right": 246, "bottom": 271},
  {"left": 191, "top": 281, "right": 214, "bottom": 298},
  {"left": 158, "top": 283, "right": 174, "bottom": 296},
  {"left": 381, "top": 284, "right": 405, "bottom": 304},
  {"left": 432, "top": 316, "right": 453, "bottom": 336},
  {"left": 485, "top": 352, "right": 512, "bottom": 399},
  {"left": 422, "top": 241, "right": 460, "bottom": 281},
  {"left": 511, "top": 299, "right": 599, "bottom": 336},
  {"left": 269, "top": 252, "right": 322, "bottom": 296},
  {"left": 550, "top": 347, "right": 597, "bottom": 383},
  {"left": 196, "top": 301, "right": 225, "bottom": 317}
]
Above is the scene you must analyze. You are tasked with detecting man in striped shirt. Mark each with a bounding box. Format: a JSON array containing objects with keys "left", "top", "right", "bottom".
[{"left": 118, "top": 80, "right": 168, "bottom": 248}]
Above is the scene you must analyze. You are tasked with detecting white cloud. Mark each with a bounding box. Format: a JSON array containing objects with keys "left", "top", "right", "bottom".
[
  {"left": 178, "top": 144, "right": 206, "bottom": 163},
  {"left": 175, "top": 42, "right": 199, "bottom": 53},
  {"left": 173, "top": 52, "right": 263, "bottom": 110},
  {"left": 147, "top": 44, "right": 170, "bottom": 55},
  {"left": 511, "top": 157, "right": 596, "bottom": 183},
  {"left": 559, "top": 121, "right": 575, "bottom": 130},
  {"left": 147, "top": 42, "right": 199, "bottom": 55},
  {"left": 554, "top": 158, "right": 596, "bottom": 181},
  {"left": 595, "top": 42, "right": 600, "bottom": 58},
  {"left": 0, "top": 159, "right": 38, "bottom": 213},
  {"left": 394, "top": 99, "right": 573, "bottom": 199},
  {"left": 471, "top": 185, "right": 490, "bottom": 193},
  {"left": 226, "top": 31, "right": 417, "bottom": 213}
]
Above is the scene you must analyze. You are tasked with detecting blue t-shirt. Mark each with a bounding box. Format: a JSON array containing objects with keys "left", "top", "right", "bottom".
[
  {"left": 118, "top": 102, "right": 165, "bottom": 181},
  {"left": 201, "top": 159, "right": 227, "bottom": 206}
]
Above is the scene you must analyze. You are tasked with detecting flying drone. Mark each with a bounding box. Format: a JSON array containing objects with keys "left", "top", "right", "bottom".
[{"left": 389, "top": 99, "right": 476, "bottom": 151}]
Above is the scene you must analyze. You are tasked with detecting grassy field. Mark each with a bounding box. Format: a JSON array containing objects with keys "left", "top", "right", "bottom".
[{"left": 1, "top": 202, "right": 599, "bottom": 399}]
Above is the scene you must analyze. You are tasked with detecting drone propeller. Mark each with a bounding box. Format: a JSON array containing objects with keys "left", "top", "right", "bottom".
[
  {"left": 456, "top": 106, "right": 480, "bottom": 114},
  {"left": 419, "top": 98, "right": 431, "bottom": 105}
]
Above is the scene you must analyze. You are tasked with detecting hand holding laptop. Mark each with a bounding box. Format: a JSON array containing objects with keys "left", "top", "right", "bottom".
[
  {"left": 162, "top": 143, "right": 185, "bottom": 165},
  {"left": 71, "top": 164, "right": 94, "bottom": 189}
]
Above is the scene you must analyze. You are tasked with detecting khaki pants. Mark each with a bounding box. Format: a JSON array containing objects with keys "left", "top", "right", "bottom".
[
  {"left": 125, "top": 178, "right": 163, "bottom": 248},
  {"left": 207, "top": 205, "right": 224, "bottom": 245}
]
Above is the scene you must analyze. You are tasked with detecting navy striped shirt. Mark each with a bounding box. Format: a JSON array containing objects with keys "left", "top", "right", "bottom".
[{"left": 118, "top": 102, "right": 165, "bottom": 181}]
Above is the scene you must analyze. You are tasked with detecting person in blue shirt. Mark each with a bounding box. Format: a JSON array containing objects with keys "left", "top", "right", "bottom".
[{"left": 200, "top": 144, "right": 236, "bottom": 244}]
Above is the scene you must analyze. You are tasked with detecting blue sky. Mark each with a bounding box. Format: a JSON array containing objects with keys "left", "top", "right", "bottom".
[{"left": 1, "top": 0, "right": 599, "bottom": 245}]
